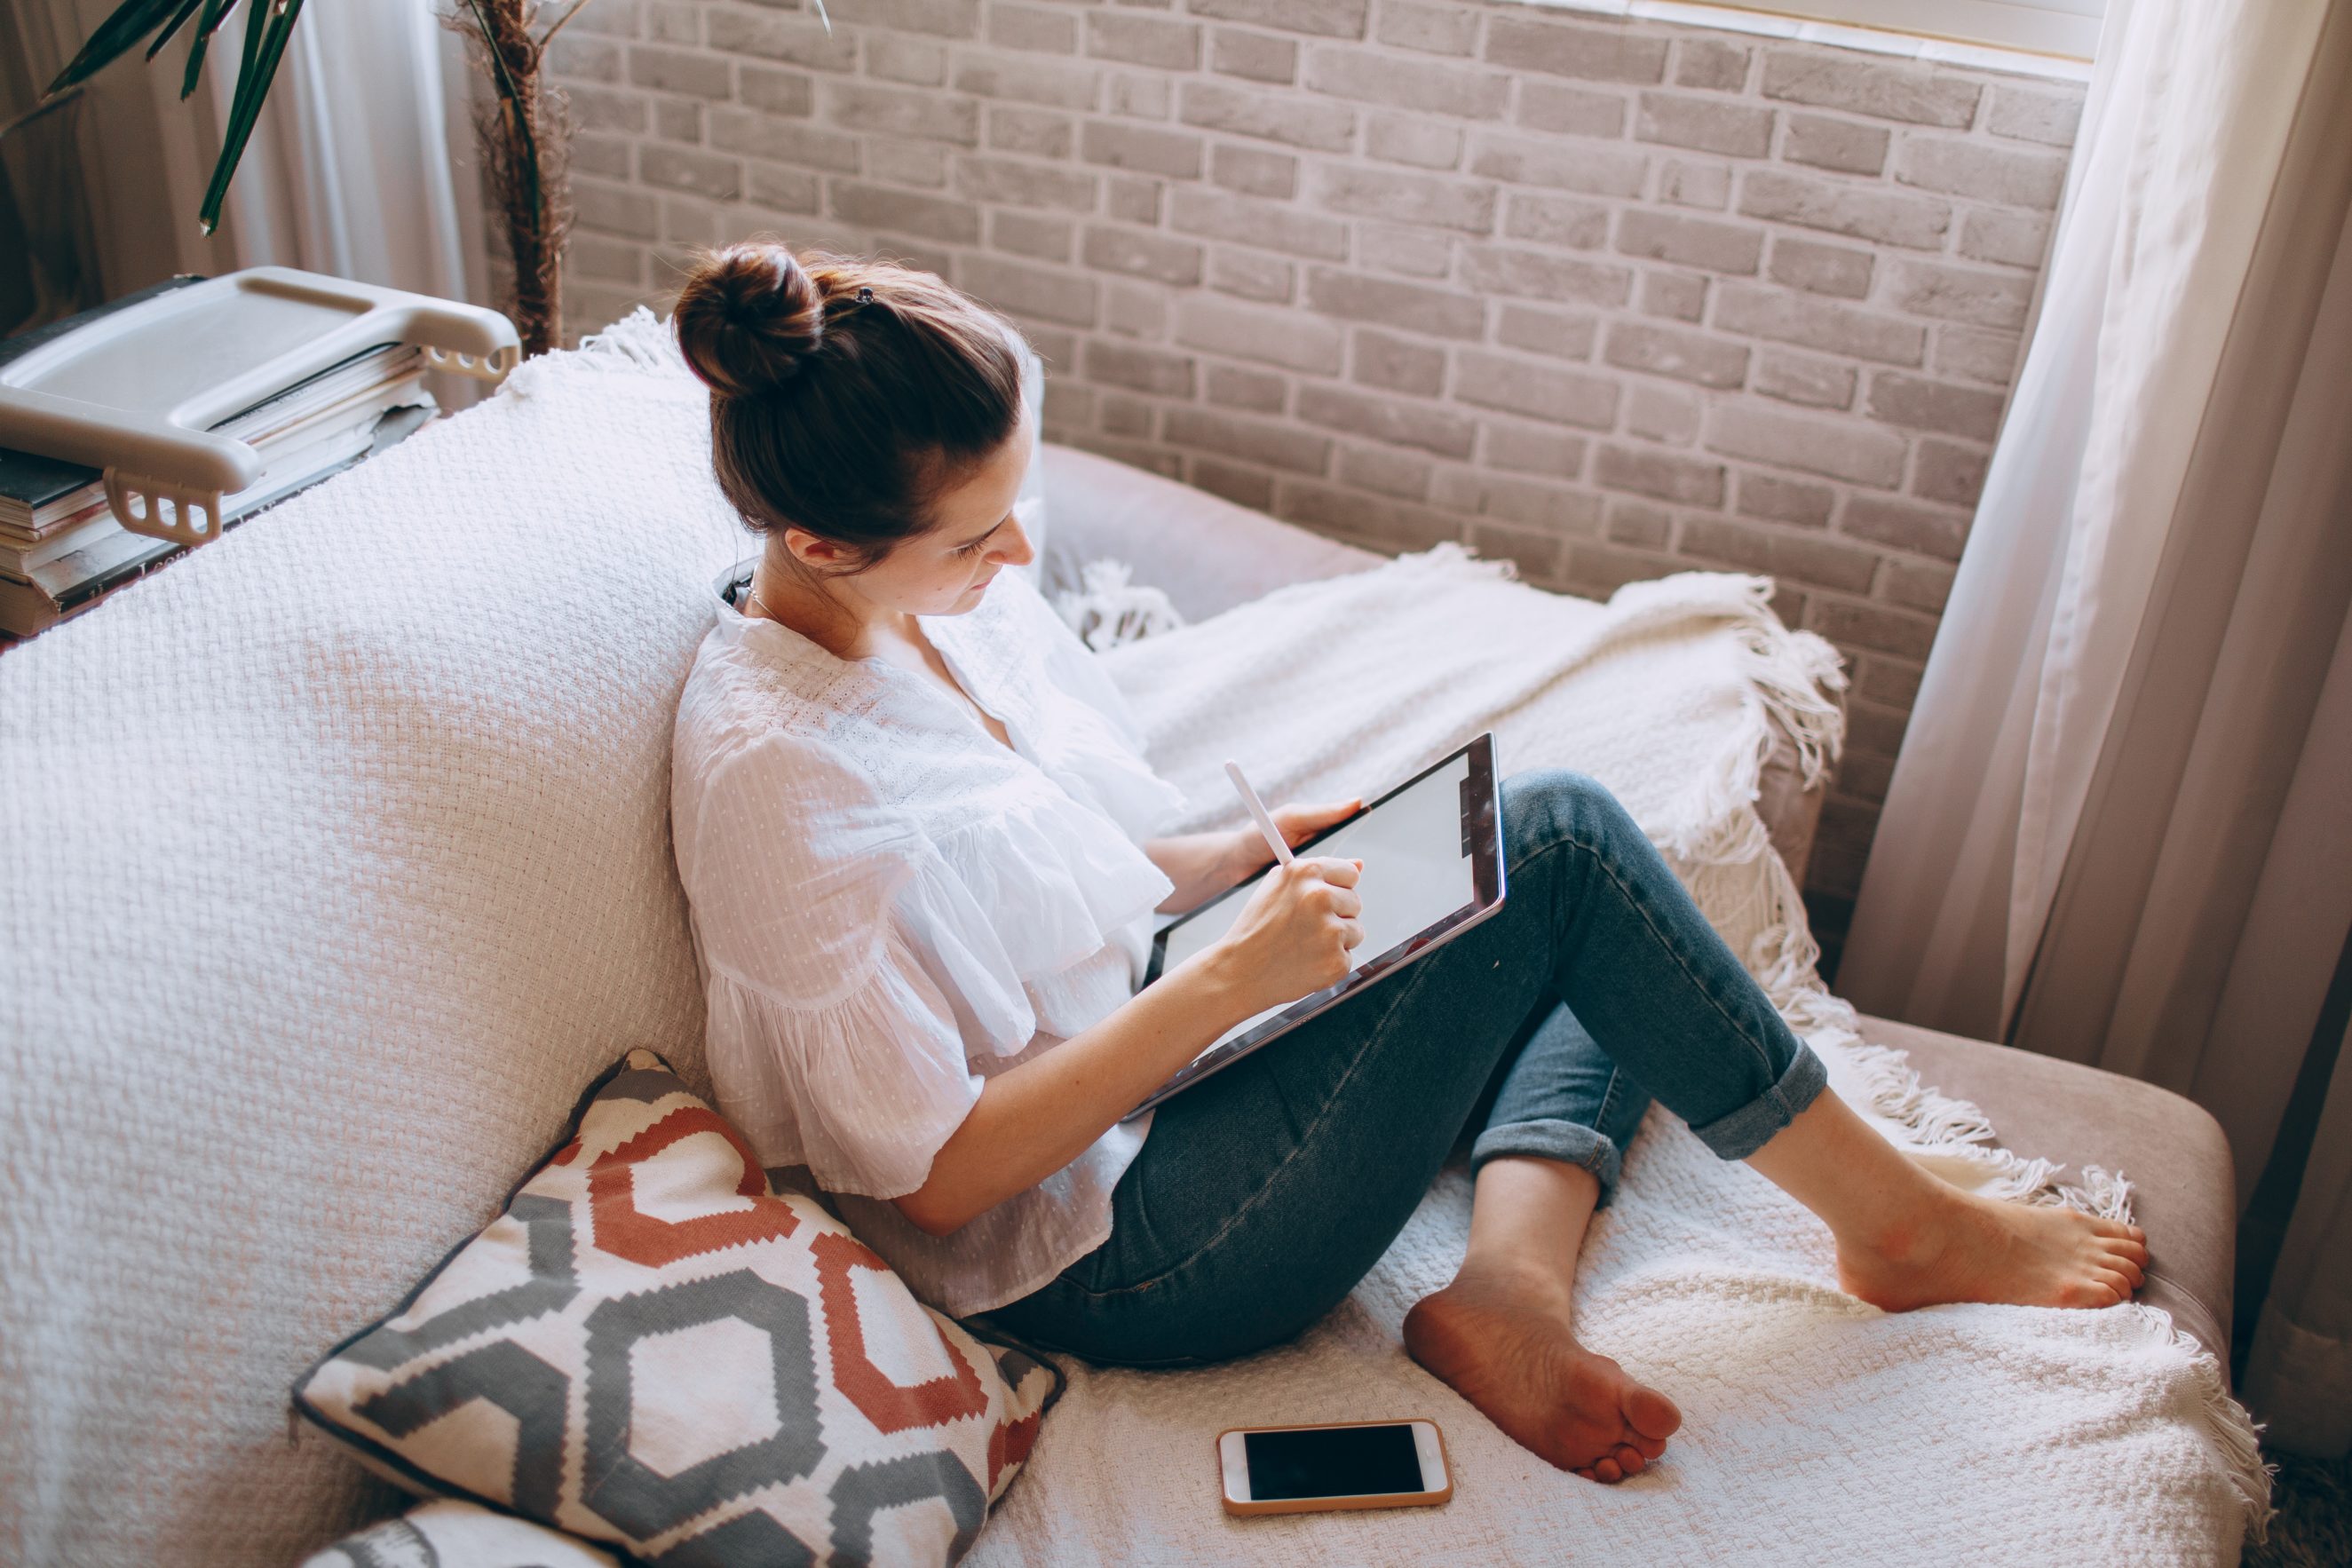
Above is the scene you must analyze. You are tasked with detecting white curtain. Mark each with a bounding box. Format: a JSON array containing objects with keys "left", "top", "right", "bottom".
[{"left": 1839, "top": 0, "right": 2352, "bottom": 1450}]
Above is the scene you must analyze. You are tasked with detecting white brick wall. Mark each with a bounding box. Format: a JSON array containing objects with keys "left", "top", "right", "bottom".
[{"left": 531, "top": 0, "right": 2085, "bottom": 908}]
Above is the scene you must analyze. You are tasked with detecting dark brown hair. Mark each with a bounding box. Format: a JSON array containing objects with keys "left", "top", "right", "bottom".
[{"left": 671, "top": 238, "right": 1029, "bottom": 574}]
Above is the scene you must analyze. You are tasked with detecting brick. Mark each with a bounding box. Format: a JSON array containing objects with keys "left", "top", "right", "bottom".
[
  {"left": 1568, "top": 541, "right": 1683, "bottom": 595},
  {"left": 1085, "top": 339, "right": 1196, "bottom": 396},
  {"left": 1707, "top": 402, "right": 1906, "bottom": 487},
  {"left": 1107, "top": 281, "right": 1166, "bottom": 339},
  {"left": 1180, "top": 81, "right": 1355, "bottom": 151},
  {"left": 1680, "top": 516, "right": 1878, "bottom": 590},
  {"left": 1504, "top": 193, "right": 1611, "bottom": 249},
  {"left": 1675, "top": 38, "right": 1751, "bottom": 91},
  {"left": 641, "top": 145, "right": 741, "bottom": 198},
  {"left": 1463, "top": 520, "right": 1568, "bottom": 580},
  {"left": 1211, "top": 144, "right": 1298, "bottom": 199},
  {"left": 1368, "top": 114, "right": 1467, "bottom": 170},
  {"left": 992, "top": 209, "right": 1073, "bottom": 260},
  {"left": 1880, "top": 556, "right": 1955, "bottom": 612},
  {"left": 575, "top": 180, "right": 660, "bottom": 240},
  {"left": 1608, "top": 499, "right": 1673, "bottom": 548},
  {"left": 1307, "top": 267, "right": 1488, "bottom": 339},
  {"left": 1913, "top": 438, "right": 1989, "bottom": 506},
  {"left": 1760, "top": 50, "right": 1981, "bottom": 127},
  {"left": 823, "top": 81, "right": 979, "bottom": 145},
  {"left": 991, "top": 4, "right": 1077, "bottom": 53},
  {"left": 1353, "top": 329, "right": 1447, "bottom": 395},
  {"left": 1207, "top": 367, "right": 1289, "bottom": 415},
  {"left": 1754, "top": 348, "right": 1855, "bottom": 409},
  {"left": 987, "top": 105, "right": 1073, "bottom": 157},
  {"left": 1212, "top": 28, "right": 1298, "bottom": 83},
  {"left": 704, "top": 10, "right": 851, "bottom": 69},
  {"left": 1379, "top": 1, "right": 1480, "bottom": 56},
  {"left": 1766, "top": 235, "right": 1871, "bottom": 299},
  {"left": 1897, "top": 138, "right": 2068, "bottom": 209},
  {"left": 569, "top": 86, "right": 650, "bottom": 133},
  {"left": 867, "top": 139, "right": 946, "bottom": 188},
  {"left": 1109, "top": 70, "right": 1171, "bottom": 118},
  {"left": 1856, "top": 654, "right": 1921, "bottom": 707},
  {"left": 1315, "top": 166, "right": 1495, "bottom": 234},
  {"left": 1192, "top": 458, "right": 1277, "bottom": 510},
  {"left": 1212, "top": 249, "right": 1295, "bottom": 303},
  {"left": 869, "top": 36, "right": 948, "bottom": 86},
  {"left": 1891, "top": 259, "right": 2032, "bottom": 329},
  {"left": 1085, "top": 12, "right": 1200, "bottom": 67},
  {"left": 1458, "top": 245, "right": 1627, "bottom": 306},
  {"left": 1483, "top": 420, "right": 1588, "bottom": 479},
  {"left": 830, "top": 180, "right": 978, "bottom": 241},
  {"left": 1596, "top": 443, "right": 1726, "bottom": 506},
  {"left": 1659, "top": 160, "right": 1731, "bottom": 211},
  {"left": 1283, "top": 482, "right": 1463, "bottom": 551},
  {"left": 1960, "top": 209, "right": 2051, "bottom": 269},
  {"left": 1866, "top": 370, "right": 2004, "bottom": 441},
  {"left": 1987, "top": 83, "right": 2084, "bottom": 147},
  {"left": 1626, "top": 382, "right": 1699, "bottom": 444},
  {"left": 954, "top": 155, "right": 1097, "bottom": 211},
  {"left": 1082, "top": 225, "right": 1205, "bottom": 286},
  {"left": 550, "top": 36, "right": 622, "bottom": 81},
  {"left": 573, "top": 133, "right": 633, "bottom": 178},
  {"left": 850, "top": 0, "right": 978, "bottom": 36},
  {"left": 1934, "top": 325, "right": 2023, "bottom": 384},
  {"left": 1737, "top": 470, "right": 1834, "bottom": 526},
  {"left": 748, "top": 162, "right": 822, "bottom": 211},
  {"left": 1099, "top": 393, "right": 1153, "bottom": 439},
  {"left": 1186, "top": 0, "right": 1368, "bottom": 40},
  {"left": 1439, "top": 469, "right": 1599, "bottom": 531},
  {"left": 1845, "top": 697, "right": 1912, "bottom": 756},
  {"left": 953, "top": 54, "right": 1099, "bottom": 111},
  {"left": 1615, "top": 209, "right": 1762, "bottom": 274},
  {"left": 1738, "top": 169, "right": 1949, "bottom": 250},
  {"left": 1340, "top": 442, "right": 1437, "bottom": 498},
  {"left": 571, "top": 234, "right": 645, "bottom": 285},
  {"left": 1604, "top": 321, "right": 1747, "bottom": 390},
  {"left": 1642, "top": 272, "right": 1707, "bottom": 322},
  {"left": 1517, "top": 82, "right": 1628, "bottom": 138},
  {"left": 1840, "top": 494, "right": 1969, "bottom": 558},
  {"left": 1782, "top": 113, "right": 1888, "bottom": 176},
  {"left": 741, "top": 66, "right": 820, "bottom": 117},
  {"left": 1359, "top": 223, "right": 1455, "bottom": 278},
  {"left": 1106, "top": 176, "right": 1162, "bottom": 225},
  {"left": 1715, "top": 283, "right": 1926, "bottom": 367},
  {"left": 566, "top": 2, "right": 633, "bottom": 37},
  {"left": 1636, "top": 91, "right": 1772, "bottom": 157},
  {"left": 959, "top": 254, "right": 1101, "bottom": 326},
  {"left": 1176, "top": 293, "right": 1346, "bottom": 373},
  {"left": 1488, "top": 303, "right": 1594, "bottom": 360},
  {"left": 709, "top": 107, "right": 850, "bottom": 169},
  {"left": 1807, "top": 595, "right": 1938, "bottom": 659},
  {"left": 661, "top": 194, "right": 728, "bottom": 244},
  {"left": 1171, "top": 186, "right": 1348, "bottom": 259},
  {"left": 1306, "top": 49, "right": 1510, "bottom": 118},
  {"left": 1081, "top": 121, "right": 1204, "bottom": 178},
  {"left": 1470, "top": 133, "right": 1648, "bottom": 198},
  {"left": 1485, "top": 17, "right": 1667, "bottom": 83},
  {"left": 1456, "top": 350, "right": 1619, "bottom": 429},
  {"left": 630, "top": 44, "right": 730, "bottom": 98}
]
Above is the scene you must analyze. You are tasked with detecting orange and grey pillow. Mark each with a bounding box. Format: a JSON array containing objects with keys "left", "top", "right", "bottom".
[{"left": 296, "top": 1049, "right": 1057, "bottom": 1566}]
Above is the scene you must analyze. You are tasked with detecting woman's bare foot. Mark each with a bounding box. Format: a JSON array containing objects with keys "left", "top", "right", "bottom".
[
  {"left": 1836, "top": 1184, "right": 2150, "bottom": 1312},
  {"left": 1404, "top": 1262, "right": 1682, "bottom": 1484}
]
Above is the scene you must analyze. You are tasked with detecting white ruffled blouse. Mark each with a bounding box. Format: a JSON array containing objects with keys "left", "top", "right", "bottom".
[{"left": 669, "top": 565, "right": 1190, "bottom": 1316}]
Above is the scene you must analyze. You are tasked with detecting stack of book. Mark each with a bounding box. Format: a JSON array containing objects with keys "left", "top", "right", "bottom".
[{"left": 0, "top": 278, "right": 439, "bottom": 638}]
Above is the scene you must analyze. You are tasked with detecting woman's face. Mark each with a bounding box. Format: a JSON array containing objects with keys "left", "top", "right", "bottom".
[{"left": 780, "top": 400, "right": 1039, "bottom": 619}]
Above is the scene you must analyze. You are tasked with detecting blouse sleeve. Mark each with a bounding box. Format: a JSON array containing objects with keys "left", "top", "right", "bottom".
[{"left": 680, "top": 733, "right": 989, "bottom": 1199}]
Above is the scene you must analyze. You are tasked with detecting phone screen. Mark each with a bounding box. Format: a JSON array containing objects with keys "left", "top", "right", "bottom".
[{"left": 1243, "top": 1423, "right": 1426, "bottom": 1501}]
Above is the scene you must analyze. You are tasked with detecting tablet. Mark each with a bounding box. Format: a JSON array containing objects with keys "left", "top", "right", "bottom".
[{"left": 1126, "top": 733, "right": 1506, "bottom": 1119}]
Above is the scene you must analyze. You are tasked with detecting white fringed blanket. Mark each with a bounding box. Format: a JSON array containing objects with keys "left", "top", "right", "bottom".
[{"left": 972, "top": 545, "right": 2269, "bottom": 1564}]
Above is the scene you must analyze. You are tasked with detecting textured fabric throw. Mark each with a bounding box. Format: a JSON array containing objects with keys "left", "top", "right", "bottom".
[
  {"left": 300, "top": 1500, "right": 622, "bottom": 1568},
  {"left": 297, "top": 1049, "right": 1057, "bottom": 1566}
]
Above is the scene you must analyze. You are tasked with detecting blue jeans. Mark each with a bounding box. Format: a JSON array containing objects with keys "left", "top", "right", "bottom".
[{"left": 981, "top": 769, "right": 1828, "bottom": 1368}]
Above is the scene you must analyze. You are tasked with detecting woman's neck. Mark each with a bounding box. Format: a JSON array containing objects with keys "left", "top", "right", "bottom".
[{"left": 748, "top": 561, "right": 908, "bottom": 664}]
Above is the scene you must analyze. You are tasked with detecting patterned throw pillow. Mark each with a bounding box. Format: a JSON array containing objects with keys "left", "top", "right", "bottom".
[{"left": 296, "top": 1050, "right": 1058, "bottom": 1566}]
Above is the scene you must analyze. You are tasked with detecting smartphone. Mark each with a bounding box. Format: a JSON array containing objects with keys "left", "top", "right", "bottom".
[{"left": 1216, "top": 1420, "right": 1453, "bottom": 1517}]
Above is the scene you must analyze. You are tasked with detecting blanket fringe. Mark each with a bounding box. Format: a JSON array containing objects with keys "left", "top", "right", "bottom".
[
  {"left": 503, "top": 306, "right": 688, "bottom": 398},
  {"left": 1054, "top": 559, "right": 1187, "bottom": 652},
  {"left": 2134, "top": 1305, "right": 2279, "bottom": 1539}
]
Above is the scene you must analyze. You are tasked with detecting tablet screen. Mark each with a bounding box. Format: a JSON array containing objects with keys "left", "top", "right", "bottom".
[{"left": 1158, "top": 749, "right": 1480, "bottom": 1057}]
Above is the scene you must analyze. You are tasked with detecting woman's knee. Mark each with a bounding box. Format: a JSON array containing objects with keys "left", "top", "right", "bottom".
[{"left": 1501, "top": 768, "right": 1636, "bottom": 862}]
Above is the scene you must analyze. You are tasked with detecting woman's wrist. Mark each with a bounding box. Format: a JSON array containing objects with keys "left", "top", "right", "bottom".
[{"left": 1173, "top": 938, "right": 1263, "bottom": 1033}]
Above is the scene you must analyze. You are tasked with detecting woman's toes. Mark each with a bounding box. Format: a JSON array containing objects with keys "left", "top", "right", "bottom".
[
  {"left": 1629, "top": 1429, "right": 1670, "bottom": 1461},
  {"left": 1613, "top": 1444, "right": 1647, "bottom": 1477},
  {"left": 1626, "top": 1383, "right": 1683, "bottom": 1440},
  {"left": 1589, "top": 1457, "right": 1623, "bottom": 1484}
]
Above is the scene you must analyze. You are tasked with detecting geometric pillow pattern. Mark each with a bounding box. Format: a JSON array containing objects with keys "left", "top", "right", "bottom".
[{"left": 295, "top": 1050, "right": 1057, "bottom": 1567}]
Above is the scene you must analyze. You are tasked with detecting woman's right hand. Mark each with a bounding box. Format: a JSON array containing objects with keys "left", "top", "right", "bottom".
[{"left": 1208, "top": 855, "right": 1365, "bottom": 1015}]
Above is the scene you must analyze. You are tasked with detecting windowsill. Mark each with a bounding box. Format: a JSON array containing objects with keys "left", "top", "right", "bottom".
[{"left": 1503, "top": 0, "right": 2096, "bottom": 83}]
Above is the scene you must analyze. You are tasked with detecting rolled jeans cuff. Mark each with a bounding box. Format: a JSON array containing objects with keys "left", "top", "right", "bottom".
[
  {"left": 1471, "top": 1120, "right": 1627, "bottom": 1208},
  {"left": 1687, "top": 1039, "right": 1829, "bottom": 1162}
]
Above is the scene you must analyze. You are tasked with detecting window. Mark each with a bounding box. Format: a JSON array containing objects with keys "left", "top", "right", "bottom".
[{"left": 1667, "top": 0, "right": 2104, "bottom": 59}]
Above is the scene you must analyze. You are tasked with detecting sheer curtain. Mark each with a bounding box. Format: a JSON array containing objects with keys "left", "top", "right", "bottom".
[{"left": 1838, "top": 0, "right": 2352, "bottom": 1448}]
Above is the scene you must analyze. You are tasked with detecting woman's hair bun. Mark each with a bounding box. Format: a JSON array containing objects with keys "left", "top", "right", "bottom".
[{"left": 672, "top": 240, "right": 826, "bottom": 399}]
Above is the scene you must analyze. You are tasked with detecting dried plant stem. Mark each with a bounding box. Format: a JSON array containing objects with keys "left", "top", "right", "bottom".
[{"left": 444, "top": 0, "right": 584, "bottom": 356}]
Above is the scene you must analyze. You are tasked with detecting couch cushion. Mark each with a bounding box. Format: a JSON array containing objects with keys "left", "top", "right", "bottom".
[
  {"left": 297, "top": 1049, "right": 1057, "bottom": 1566},
  {"left": 1857, "top": 1017, "right": 2237, "bottom": 1361}
]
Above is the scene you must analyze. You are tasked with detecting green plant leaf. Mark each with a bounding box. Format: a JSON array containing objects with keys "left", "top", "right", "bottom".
[
  {"left": 178, "top": 0, "right": 240, "bottom": 99},
  {"left": 44, "top": 0, "right": 186, "bottom": 93},
  {"left": 197, "top": 0, "right": 305, "bottom": 234},
  {"left": 144, "top": 0, "right": 210, "bottom": 62}
]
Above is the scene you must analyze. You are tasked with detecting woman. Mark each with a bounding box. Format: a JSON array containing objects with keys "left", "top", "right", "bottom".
[{"left": 668, "top": 240, "right": 2148, "bottom": 1485}]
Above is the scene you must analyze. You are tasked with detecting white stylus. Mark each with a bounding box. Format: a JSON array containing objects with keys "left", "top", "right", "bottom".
[{"left": 1225, "top": 759, "right": 1294, "bottom": 868}]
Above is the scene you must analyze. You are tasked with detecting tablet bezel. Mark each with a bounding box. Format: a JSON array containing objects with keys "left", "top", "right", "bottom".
[{"left": 1126, "top": 733, "right": 1505, "bottom": 1119}]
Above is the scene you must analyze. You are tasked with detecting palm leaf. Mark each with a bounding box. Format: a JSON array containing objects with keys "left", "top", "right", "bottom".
[
  {"left": 178, "top": 0, "right": 241, "bottom": 100},
  {"left": 142, "top": 0, "right": 210, "bottom": 63},
  {"left": 197, "top": 0, "right": 305, "bottom": 234},
  {"left": 44, "top": 0, "right": 186, "bottom": 93}
]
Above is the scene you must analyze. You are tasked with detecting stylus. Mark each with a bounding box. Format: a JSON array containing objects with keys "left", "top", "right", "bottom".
[{"left": 1224, "top": 760, "right": 1295, "bottom": 868}]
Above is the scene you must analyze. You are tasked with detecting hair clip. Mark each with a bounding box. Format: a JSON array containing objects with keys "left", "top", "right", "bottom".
[{"left": 856, "top": 286, "right": 875, "bottom": 305}]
